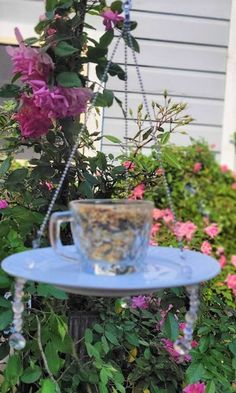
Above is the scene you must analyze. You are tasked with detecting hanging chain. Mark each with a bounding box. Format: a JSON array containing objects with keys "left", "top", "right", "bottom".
[
  {"left": 125, "top": 26, "right": 183, "bottom": 250},
  {"left": 33, "top": 33, "right": 123, "bottom": 248}
]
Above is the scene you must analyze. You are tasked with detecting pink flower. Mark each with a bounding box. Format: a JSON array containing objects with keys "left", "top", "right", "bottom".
[
  {"left": 101, "top": 9, "right": 124, "bottom": 31},
  {"left": 201, "top": 241, "right": 212, "bottom": 255},
  {"left": 15, "top": 95, "right": 52, "bottom": 138},
  {"left": 153, "top": 208, "right": 164, "bottom": 220},
  {"left": 219, "top": 255, "right": 227, "bottom": 268},
  {"left": 151, "top": 223, "right": 161, "bottom": 236},
  {"left": 216, "top": 246, "right": 224, "bottom": 256},
  {"left": 193, "top": 162, "right": 202, "bottom": 173},
  {"left": 232, "top": 183, "right": 236, "bottom": 190},
  {"left": 32, "top": 83, "right": 92, "bottom": 119},
  {"left": 156, "top": 168, "right": 164, "bottom": 176},
  {"left": 123, "top": 161, "right": 135, "bottom": 170},
  {"left": 131, "top": 295, "right": 149, "bottom": 309},
  {"left": 231, "top": 255, "right": 236, "bottom": 267},
  {"left": 174, "top": 221, "right": 197, "bottom": 242},
  {"left": 6, "top": 28, "right": 54, "bottom": 83},
  {"left": 162, "top": 208, "right": 174, "bottom": 224},
  {"left": 220, "top": 164, "right": 229, "bottom": 173},
  {"left": 149, "top": 239, "right": 158, "bottom": 246},
  {"left": 204, "top": 223, "right": 220, "bottom": 239},
  {"left": 179, "top": 322, "right": 186, "bottom": 332},
  {"left": 46, "top": 28, "right": 57, "bottom": 37},
  {"left": 45, "top": 181, "right": 53, "bottom": 191},
  {"left": 0, "top": 200, "right": 8, "bottom": 209},
  {"left": 161, "top": 338, "right": 191, "bottom": 363},
  {"left": 129, "top": 183, "right": 145, "bottom": 199},
  {"left": 225, "top": 274, "right": 236, "bottom": 291},
  {"left": 183, "top": 382, "right": 206, "bottom": 393}
]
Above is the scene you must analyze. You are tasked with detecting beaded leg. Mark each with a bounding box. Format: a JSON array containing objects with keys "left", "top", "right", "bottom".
[
  {"left": 174, "top": 285, "right": 200, "bottom": 355},
  {"left": 9, "top": 277, "right": 26, "bottom": 350}
]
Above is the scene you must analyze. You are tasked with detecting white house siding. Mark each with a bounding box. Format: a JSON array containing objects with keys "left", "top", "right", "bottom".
[{"left": 101, "top": 0, "right": 232, "bottom": 159}]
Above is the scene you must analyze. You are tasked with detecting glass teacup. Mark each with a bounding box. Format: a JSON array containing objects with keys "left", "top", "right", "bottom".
[{"left": 49, "top": 199, "right": 154, "bottom": 275}]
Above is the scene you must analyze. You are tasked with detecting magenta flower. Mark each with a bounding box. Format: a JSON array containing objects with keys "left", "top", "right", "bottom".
[
  {"left": 161, "top": 338, "right": 191, "bottom": 363},
  {"left": 151, "top": 223, "right": 161, "bottom": 236},
  {"left": 101, "top": 9, "right": 124, "bottom": 31},
  {"left": 32, "top": 83, "right": 92, "bottom": 119},
  {"left": 193, "top": 162, "right": 202, "bottom": 173},
  {"left": 6, "top": 28, "right": 54, "bottom": 83},
  {"left": 131, "top": 295, "right": 149, "bottom": 310},
  {"left": 0, "top": 200, "right": 8, "bottom": 209},
  {"left": 15, "top": 95, "right": 52, "bottom": 138},
  {"left": 204, "top": 223, "right": 219, "bottom": 239},
  {"left": 123, "top": 161, "right": 135, "bottom": 170},
  {"left": 231, "top": 255, "right": 236, "bottom": 267},
  {"left": 200, "top": 241, "right": 212, "bottom": 255},
  {"left": 183, "top": 382, "right": 206, "bottom": 393}
]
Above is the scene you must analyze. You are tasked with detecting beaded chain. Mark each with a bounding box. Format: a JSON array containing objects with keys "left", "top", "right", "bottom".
[{"left": 9, "top": 0, "right": 199, "bottom": 354}]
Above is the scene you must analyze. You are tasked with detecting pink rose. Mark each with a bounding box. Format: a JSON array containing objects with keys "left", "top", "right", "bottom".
[
  {"left": 216, "top": 246, "right": 224, "bottom": 256},
  {"left": 174, "top": 221, "right": 197, "bottom": 242},
  {"left": 220, "top": 164, "right": 229, "bottom": 173},
  {"left": 123, "top": 161, "right": 135, "bottom": 170},
  {"left": 193, "top": 162, "right": 202, "bottom": 173},
  {"left": 201, "top": 241, "right": 212, "bottom": 255},
  {"left": 183, "top": 382, "right": 206, "bottom": 393},
  {"left": 231, "top": 255, "right": 236, "bottom": 267},
  {"left": 129, "top": 183, "right": 145, "bottom": 199},
  {"left": 101, "top": 9, "right": 124, "bottom": 31},
  {"left": 219, "top": 255, "right": 227, "bottom": 268},
  {"left": 151, "top": 223, "right": 161, "bottom": 236},
  {"left": 162, "top": 208, "right": 174, "bottom": 224},
  {"left": 232, "top": 183, "right": 236, "bottom": 190},
  {"left": 153, "top": 208, "right": 164, "bottom": 220},
  {"left": 0, "top": 199, "right": 8, "bottom": 209},
  {"left": 225, "top": 274, "right": 236, "bottom": 291},
  {"left": 204, "top": 223, "right": 220, "bottom": 239}
]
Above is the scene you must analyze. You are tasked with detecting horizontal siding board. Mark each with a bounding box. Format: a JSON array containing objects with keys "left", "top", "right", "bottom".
[
  {"left": 102, "top": 119, "right": 222, "bottom": 151},
  {"left": 132, "top": 13, "right": 230, "bottom": 46},
  {"left": 112, "top": 40, "right": 227, "bottom": 73},
  {"left": 104, "top": 93, "right": 224, "bottom": 126},
  {"left": 107, "top": 66, "right": 225, "bottom": 99},
  {"left": 131, "top": 0, "right": 232, "bottom": 20}
]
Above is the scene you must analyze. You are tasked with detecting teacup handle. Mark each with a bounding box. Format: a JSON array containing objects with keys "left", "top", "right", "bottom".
[{"left": 49, "top": 211, "right": 78, "bottom": 262}]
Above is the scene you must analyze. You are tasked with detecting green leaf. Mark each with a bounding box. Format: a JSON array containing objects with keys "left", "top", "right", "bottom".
[
  {"left": 206, "top": 381, "right": 216, "bottom": 393},
  {"left": 93, "top": 323, "right": 104, "bottom": 334},
  {"left": 124, "top": 34, "right": 140, "bottom": 53},
  {"left": 45, "top": 342, "right": 61, "bottom": 375},
  {"left": 126, "top": 333, "right": 139, "bottom": 346},
  {"left": 161, "top": 132, "right": 171, "bottom": 145},
  {"left": 100, "top": 368, "right": 109, "bottom": 384},
  {"left": 86, "top": 343, "right": 100, "bottom": 359},
  {"left": 95, "top": 89, "right": 114, "bottom": 107},
  {"left": 56, "top": 72, "right": 82, "bottom": 87},
  {"left": 0, "top": 297, "right": 11, "bottom": 308},
  {"left": 96, "top": 152, "right": 107, "bottom": 171},
  {"left": 54, "top": 41, "right": 78, "bottom": 57},
  {"left": 0, "top": 157, "right": 11, "bottom": 176},
  {"left": 100, "top": 30, "right": 114, "bottom": 48},
  {"left": 232, "top": 357, "right": 236, "bottom": 369},
  {"left": 85, "top": 328, "right": 93, "bottom": 344},
  {"left": 0, "top": 310, "right": 13, "bottom": 330},
  {"left": 5, "top": 354, "right": 23, "bottom": 381},
  {"left": 78, "top": 180, "right": 94, "bottom": 198},
  {"left": 99, "top": 382, "right": 109, "bottom": 393},
  {"left": 101, "top": 336, "right": 109, "bottom": 354},
  {"left": 40, "top": 379, "right": 58, "bottom": 393},
  {"left": 111, "top": 1, "right": 123, "bottom": 13},
  {"left": 21, "top": 366, "right": 41, "bottom": 384},
  {"left": 0, "top": 271, "right": 11, "bottom": 288},
  {"left": 87, "top": 46, "right": 108, "bottom": 60},
  {"left": 104, "top": 135, "right": 121, "bottom": 144},
  {"left": 105, "top": 331, "right": 119, "bottom": 345},
  {"left": 163, "top": 151, "right": 181, "bottom": 169},
  {"left": 6, "top": 168, "right": 28, "bottom": 185},
  {"left": 229, "top": 340, "right": 236, "bottom": 357},
  {"left": 37, "top": 284, "right": 68, "bottom": 300},
  {"left": 163, "top": 313, "right": 179, "bottom": 341},
  {"left": 0, "top": 84, "right": 20, "bottom": 98},
  {"left": 186, "top": 363, "right": 206, "bottom": 384},
  {"left": 46, "top": 0, "right": 57, "bottom": 12}
]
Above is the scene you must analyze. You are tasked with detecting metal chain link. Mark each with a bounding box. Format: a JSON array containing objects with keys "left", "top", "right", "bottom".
[
  {"left": 33, "top": 33, "right": 123, "bottom": 248},
  {"left": 123, "top": 1, "right": 130, "bottom": 196},
  {"left": 126, "top": 30, "right": 183, "bottom": 250}
]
